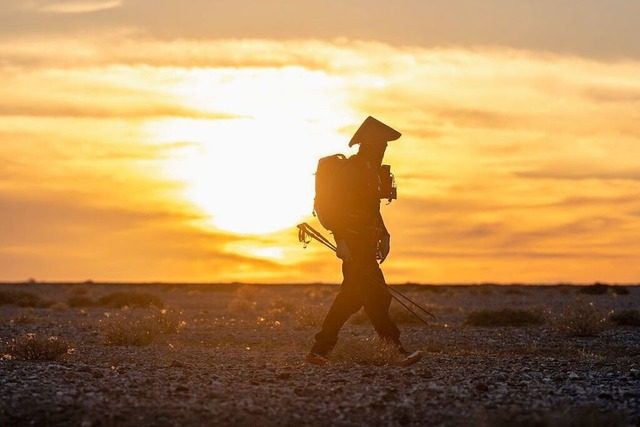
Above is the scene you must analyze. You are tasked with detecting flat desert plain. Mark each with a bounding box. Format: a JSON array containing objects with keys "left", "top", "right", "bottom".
[{"left": 1, "top": 282, "right": 639, "bottom": 426}]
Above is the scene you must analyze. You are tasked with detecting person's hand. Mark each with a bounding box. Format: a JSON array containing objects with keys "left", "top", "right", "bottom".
[
  {"left": 336, "top": 239, "right": 352, "bottom": 262},
  {"left": 378, "top": 234, "right": 390, "bottom": 264}
]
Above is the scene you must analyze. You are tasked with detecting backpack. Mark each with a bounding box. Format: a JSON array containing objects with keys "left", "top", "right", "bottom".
[{"left": 313, "top": 154, "right": 351, "bottom": 232}]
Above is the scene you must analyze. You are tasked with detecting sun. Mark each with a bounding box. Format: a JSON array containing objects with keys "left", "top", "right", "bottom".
[{"left": 145, "top": 67, "right": 358, "bottom": 235}]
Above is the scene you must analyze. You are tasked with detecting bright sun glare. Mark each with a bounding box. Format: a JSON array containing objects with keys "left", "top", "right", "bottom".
[{"left": 146, "top": 67, "right": 358, "bottom": 235}]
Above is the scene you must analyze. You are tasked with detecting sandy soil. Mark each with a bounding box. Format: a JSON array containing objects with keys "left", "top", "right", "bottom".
[{"left": 1, "top": 282, "right": 639, "bottom": 426}]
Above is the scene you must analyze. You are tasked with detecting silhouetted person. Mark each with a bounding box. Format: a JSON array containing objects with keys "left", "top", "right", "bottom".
[{"left": 306, "top": 117, "right": 422, "bottom": 366}]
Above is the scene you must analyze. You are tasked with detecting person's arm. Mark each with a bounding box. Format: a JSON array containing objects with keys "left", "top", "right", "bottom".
[{"left": 376, "top": 211, "right": 391, "bottom": 263}]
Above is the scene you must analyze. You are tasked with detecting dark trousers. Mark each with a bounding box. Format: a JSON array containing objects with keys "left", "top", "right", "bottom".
[{"left": 310, "top": 232, "right": 401, "bottom": 355}]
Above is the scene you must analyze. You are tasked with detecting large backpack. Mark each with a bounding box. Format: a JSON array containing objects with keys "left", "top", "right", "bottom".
[{"left": 313, "top": 154, "right": 351, "bottom": 233}]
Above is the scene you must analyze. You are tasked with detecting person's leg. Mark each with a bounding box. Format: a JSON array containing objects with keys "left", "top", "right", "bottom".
[
  {"left": 363, "top": 262, "right": 401, "bottom": 347},
  {"left": 310, "top": 260, "right": 365, "bottom": 355}
]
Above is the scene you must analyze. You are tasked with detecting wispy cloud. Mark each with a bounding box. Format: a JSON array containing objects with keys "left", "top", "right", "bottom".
[{"left": 21, "top": 0, "right": 123, "bottom": 14}]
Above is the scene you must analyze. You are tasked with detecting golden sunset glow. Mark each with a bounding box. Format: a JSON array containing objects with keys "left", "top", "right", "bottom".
[
  {"left": 1, "top": 2, "right": 639, "bottom": 284},
  {"left": 144, "top": 67, "right": 356, "bottom": 235}
]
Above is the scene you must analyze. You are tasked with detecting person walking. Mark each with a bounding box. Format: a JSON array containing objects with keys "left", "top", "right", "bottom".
[{"left": 305, "top": 116, "right": 422, "bottom": 366}]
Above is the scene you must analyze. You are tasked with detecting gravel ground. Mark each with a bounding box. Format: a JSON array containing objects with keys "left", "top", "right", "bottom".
[{"left": 0, "top": 283, "right": 639, "bottom": 426}]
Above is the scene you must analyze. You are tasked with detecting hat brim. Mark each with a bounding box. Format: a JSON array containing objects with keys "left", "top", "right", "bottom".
[{"left": 349, "top": 116, "right": 401, "bottom": 147}]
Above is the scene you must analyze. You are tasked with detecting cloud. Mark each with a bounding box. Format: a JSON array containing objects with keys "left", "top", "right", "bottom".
[
  {"left": 0, "top": 190, "right": 293, "bottom": 282},
  {"left": 0, "top": 103, "right": 237, "bottom": 120},
  {"left": 516, "top": 168, "right": 640, "bottom": 182},
  {"left": 21, "top": 0, "right": 123, "bottom": 14},
  {"left": 1, "top": 35, "right": 640, "bottom": 282}
]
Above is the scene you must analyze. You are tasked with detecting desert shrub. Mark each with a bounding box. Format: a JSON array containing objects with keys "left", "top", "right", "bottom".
[
  {"left": 67, "top": 295, "right": 95, "bottom": 308},
  {"left": 101, "top": 309, "right": 184, "bottom": 346},
  {"left": 226, "top": 286, "right": 260, "bottom": 312},
  {"left": 10, "top": 310, "right": 38, "bottom": 325},
  {"left": 235, "top": 285, "right": 260, "bottom": 300},
  {"left": 294, "top": 305, "right": 326, "bottom": 328},
  {"left": 269, "top": 296, "right": 297, "bottom": 314},
  {"left": 227, "top": 297, "right": 256, "bottom": 312},
  {"left": 348, "top": 301, "right": 431, "bottom": 326},
  {"left": 69, "top": 285, "right": 90, "bottom": 296},
  {"left": 390, "top": 301, "right": 428, "bottom": 324},
  {"left": 0, "top": 289, "right": 51, "bottom": 308},
  {"left": 4, "top": 333, "right": 72, "bottom": 361},
  {"left": 303, "top": 285, "right": 336, "bottom": 299},
  {"left": 578, "top": 282, "right": 610, "bottom": 295},
  {"left": 102, "top": 315, "right": 157, "bottom": 346},
  {"left": 486, "top": 403, "right": 627, "bottom": 427},
  {"left": 609, "top": 309, "right": 640, "bottom": 327},
  {"left": 578, "top": 282, "right": 628, "bottom": 296},
  {"left": 97, "top": 291, "right": 164, "bottom": 309},
  {"left": 154, "top": 309, "right": 187, "bottom": 334},
  {"left": 611, "top": 286, "right": 630, "bottom": 295},
  {"left": 49, "top": 302, "right": 68, "bottom": 312},
  {"left": 555, "top": 300, "right": 609, "bottom": 337},
  {"left": 465, "top": 308, "right": 546, "bottom": 327}
]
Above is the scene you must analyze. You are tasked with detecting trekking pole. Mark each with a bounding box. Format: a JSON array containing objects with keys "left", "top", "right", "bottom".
[
  {"left": 296, "top": 222, "right": 436, "bottom": 325},
  {"left": 298, "top": 223, "right": 337, "bottom": 251}
]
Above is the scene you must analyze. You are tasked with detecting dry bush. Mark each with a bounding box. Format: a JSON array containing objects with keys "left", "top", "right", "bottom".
[
  {"left": 303, "top": 285, "right": 336, "bottom": 299},
  {"left": 235, "top": 285, "right": 260, "bottom": 300},
  {"left": 226, "top": 297, "right": 257, "bottom": 312},
  {"left": 347, "top": 301, "right": 431, "bottom": 326},
  {"left": 609, "top": 309, "right": 640, "bottom": 327},
  {"left": 294, "top": 305, "right": 327, "bottom": 328},
  {"left": 578, "top": 282, "right": 629, "bottom": 296},
  {"left": 226, "top": 285, "right": 260, "bottom": 312},
  {"left": 101, "top": 309, "right": 185, "bottom": 346},
  {"left": 10, "top": 309, "right": 38, "bottom": 325},
  {"left": 0, "top": 289, "right": 52, "bottom": 308},
  {"left": 67, "top": 295, "right": 95, "bottom": 308},
  {"left": 465, "top": 308, "right": 546, "bottom": 327},
  {"left": 554, "top": 300, "right": 610, "bottom": 337},
  {"left": 485, "top": 403, "right": 628, "bottom": 427},
  {"left": 269, "top": 296, "right": 297, "bottom": 314},
  {"left": 4, "top": 333, "right": 72, "bottom": 361},
  {"left": 611, "top": 286, "right": 630, "bottom": 295},
  {"left": 97, "top": 291, "right": 165, "bottom": 309},
  {"left": 578, "top": 282, "right": 610, "bottom": 295},
  {"left": 390, "top": 299, "right": 434, "bottom": 324},
  {"left": 69, "top": 285, "right": 91, "bottom": 296},
  {"left": 154, "top": 309, "right": 187, "bottom": 334},
  {"left": 331, "top": 336, "right": 404, "bottom": 366},
  {"left": 102, "top": 314, "right": 157, "bottom": 346}
]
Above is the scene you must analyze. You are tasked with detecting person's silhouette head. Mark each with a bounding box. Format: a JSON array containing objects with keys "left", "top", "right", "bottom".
[
  {"left": 357, "top": 140, "right": 387, "bottom": 166},
  {"left": 349, "top": 116, "right": 400, "bottom": 166}
]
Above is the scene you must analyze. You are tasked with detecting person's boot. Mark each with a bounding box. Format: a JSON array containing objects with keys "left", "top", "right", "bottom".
[
  {"left": 397, "top": 346, "right": 422, "bottom": 366},
  {"left": 305, "top": 352, "right": 329, "bottom": 366}
]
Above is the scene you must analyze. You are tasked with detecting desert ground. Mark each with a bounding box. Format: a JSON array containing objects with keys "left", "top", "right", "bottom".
[{"left": 1, "top": 282, "right": 639, "bottom": 427}]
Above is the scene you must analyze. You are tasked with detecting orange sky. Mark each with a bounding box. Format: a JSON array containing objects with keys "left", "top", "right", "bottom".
[{"left": 1, "top": 1, "right": 639, "bottom": 284}]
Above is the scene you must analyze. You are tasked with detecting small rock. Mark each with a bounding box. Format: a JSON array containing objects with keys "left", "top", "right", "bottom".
[
  {"left": 169, "top": 360, "right": 190, "bottom": 368},
  {"left": 276, "top": 372, "right": 291, "bottom": 380},
  {"left": 475, "top": 382, "right": 489, "bottom": 392},
  {"left": 421, "top": 370, "right": 433, "bottom": 379}
]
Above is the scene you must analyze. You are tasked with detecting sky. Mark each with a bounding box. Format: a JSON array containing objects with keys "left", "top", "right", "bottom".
[{"left": 1, "top": 0, "right": 639, "bottom": 284}]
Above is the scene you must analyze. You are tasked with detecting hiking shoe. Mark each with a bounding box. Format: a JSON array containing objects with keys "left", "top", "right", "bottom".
[
  {"left": 397, "top": 346, "right": 411, "bottom": 356},
  {"left": 399, "top": 350, "right": 423, "bottom": 366},
  {"left": 305, "top": 352, "right": 329, "bottom": 366}
]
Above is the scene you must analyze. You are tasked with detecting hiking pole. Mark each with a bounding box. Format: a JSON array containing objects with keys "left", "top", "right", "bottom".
[
  {"left": 298, "top": 222, "right": 337, "bottom": 251},
  {"left": 381, "top": 278, "right": 437, "bottom": 321},
  {"left": 296, "top": 222, "right": 436, "bottom": 325}
]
